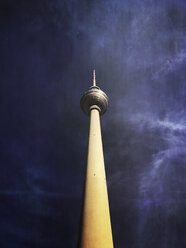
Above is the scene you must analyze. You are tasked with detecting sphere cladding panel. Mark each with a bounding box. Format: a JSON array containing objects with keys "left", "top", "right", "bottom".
[{"left": 80, "top": 88, "right": 108, "bottom": 115}]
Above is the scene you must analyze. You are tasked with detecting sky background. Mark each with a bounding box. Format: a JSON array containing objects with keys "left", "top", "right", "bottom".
[{"left": 1, "top": 0, "right": 186, "bottom": 247}]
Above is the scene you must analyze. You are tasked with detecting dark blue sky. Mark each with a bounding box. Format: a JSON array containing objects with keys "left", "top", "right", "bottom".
[{"left": 1, "top": 0, "right": 186, "bottom": 247}]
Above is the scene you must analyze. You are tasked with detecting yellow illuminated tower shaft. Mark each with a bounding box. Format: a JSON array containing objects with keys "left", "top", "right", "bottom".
[{"left": 79, "top": 70, "right": 114, "bottom": 248}]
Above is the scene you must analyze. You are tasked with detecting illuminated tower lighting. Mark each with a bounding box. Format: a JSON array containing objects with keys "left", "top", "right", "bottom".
[{"left": 79, "top": 70, "right": 114, "bottom": 248}]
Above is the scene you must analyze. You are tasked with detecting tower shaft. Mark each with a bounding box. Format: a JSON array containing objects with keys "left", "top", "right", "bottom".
[{"left": 80, "top": 108, "right": 114, "bottom": 248}]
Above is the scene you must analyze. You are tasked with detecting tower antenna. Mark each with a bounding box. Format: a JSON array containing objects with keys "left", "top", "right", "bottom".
[{"left": 93, "top": 69, "right": 96, "bottom": 86}]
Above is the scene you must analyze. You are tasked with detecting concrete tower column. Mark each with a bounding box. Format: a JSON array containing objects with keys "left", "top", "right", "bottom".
[{"left": 79, "top": 70, "right": 114, "bottom": 248}]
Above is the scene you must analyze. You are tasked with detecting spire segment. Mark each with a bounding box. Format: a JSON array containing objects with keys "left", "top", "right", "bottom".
[{"left": 93, "top": 69, "right": 96, "bottom": 86}]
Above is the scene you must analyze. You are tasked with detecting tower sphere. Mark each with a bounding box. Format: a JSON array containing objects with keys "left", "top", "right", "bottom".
[{"left": 80, "top": 85, "right": 108, "bottom": 115}]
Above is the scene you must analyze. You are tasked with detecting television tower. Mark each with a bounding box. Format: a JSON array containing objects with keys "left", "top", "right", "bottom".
[{"left": 79, "top": 70, "right": 114, "bottom": 248}]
